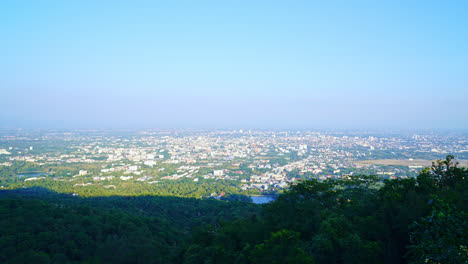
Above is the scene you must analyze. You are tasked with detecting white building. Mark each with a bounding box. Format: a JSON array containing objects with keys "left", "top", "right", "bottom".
[
  {"left": 0, "top": 149, "right": 11, "bottom": 155},
  {"left": 213, "top": 170, "right": 224, "bottom": 176},
  {"left": 144, "top": 160, "right": 156, "bottom": 166}
]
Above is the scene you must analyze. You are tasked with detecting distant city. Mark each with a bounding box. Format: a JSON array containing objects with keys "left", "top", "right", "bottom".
[{"left": 1, "top": 129, "right": 467, "bottom": 197}]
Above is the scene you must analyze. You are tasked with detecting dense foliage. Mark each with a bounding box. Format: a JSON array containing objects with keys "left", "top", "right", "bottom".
[
  {"left": 0, "top": 155, "right": 466, "bottom": 263},
  {"left": 0, "top": 198, "right": 178, "bottom": 263},
  {"left": 181, "top": 155, "right": 468, "bottom": 263},
  {"left": 0, "top": 189, "right": 259, "bottom": 263}
]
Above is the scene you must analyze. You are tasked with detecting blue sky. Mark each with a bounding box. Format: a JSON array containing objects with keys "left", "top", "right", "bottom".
[{"left": 1, "top": 0, "right": 467, "bottom": 129}]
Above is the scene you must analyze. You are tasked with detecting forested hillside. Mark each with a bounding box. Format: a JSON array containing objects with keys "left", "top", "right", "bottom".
[
  {"left": 181, "top": 155, "right": 468, "bottom": 263},
  {"left": 1, "top": 155, "right": 467, "bottom": 263},
  {"left": 0, "top": 189, "right": 260, "bottom": 263}
]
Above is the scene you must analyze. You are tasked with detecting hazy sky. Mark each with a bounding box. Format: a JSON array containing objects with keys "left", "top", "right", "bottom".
[{"left": 1, "top": 1, "right": 467, "bottom": 129}]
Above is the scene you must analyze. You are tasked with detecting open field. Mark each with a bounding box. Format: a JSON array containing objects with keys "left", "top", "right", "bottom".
[{"left": 355, "top": 159, "right": 468, "bottom": 168}]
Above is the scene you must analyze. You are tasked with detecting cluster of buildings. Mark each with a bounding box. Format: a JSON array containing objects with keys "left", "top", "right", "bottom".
[{"left": 1, "top": 129, "right": 467, "bottom": 192}]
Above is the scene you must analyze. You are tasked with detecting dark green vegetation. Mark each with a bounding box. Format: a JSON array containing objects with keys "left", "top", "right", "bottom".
[
  {"left": 181, "top": 155, "right": 467, "bottom": 264},
  {"left": 0, "top": 188, "right": 260, "bottom": 263},
  {"left": 0, "top": 155, "right": 466, "bottom": 263}
]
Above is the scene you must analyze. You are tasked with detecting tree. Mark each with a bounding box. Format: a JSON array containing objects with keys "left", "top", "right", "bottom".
[
  {"left": 430, "top": 155, "right": 461, "bottom": 188},
  {"left": 249, "top": 229, "right": 313, "bottom": 264},
  {"left": 408, "top": 200, "right": 468, "bottom": 263}
]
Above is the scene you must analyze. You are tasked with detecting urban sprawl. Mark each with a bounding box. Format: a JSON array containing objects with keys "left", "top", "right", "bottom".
[{"left": 0, "top": 129, "right": 467, "bottom": 197}]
